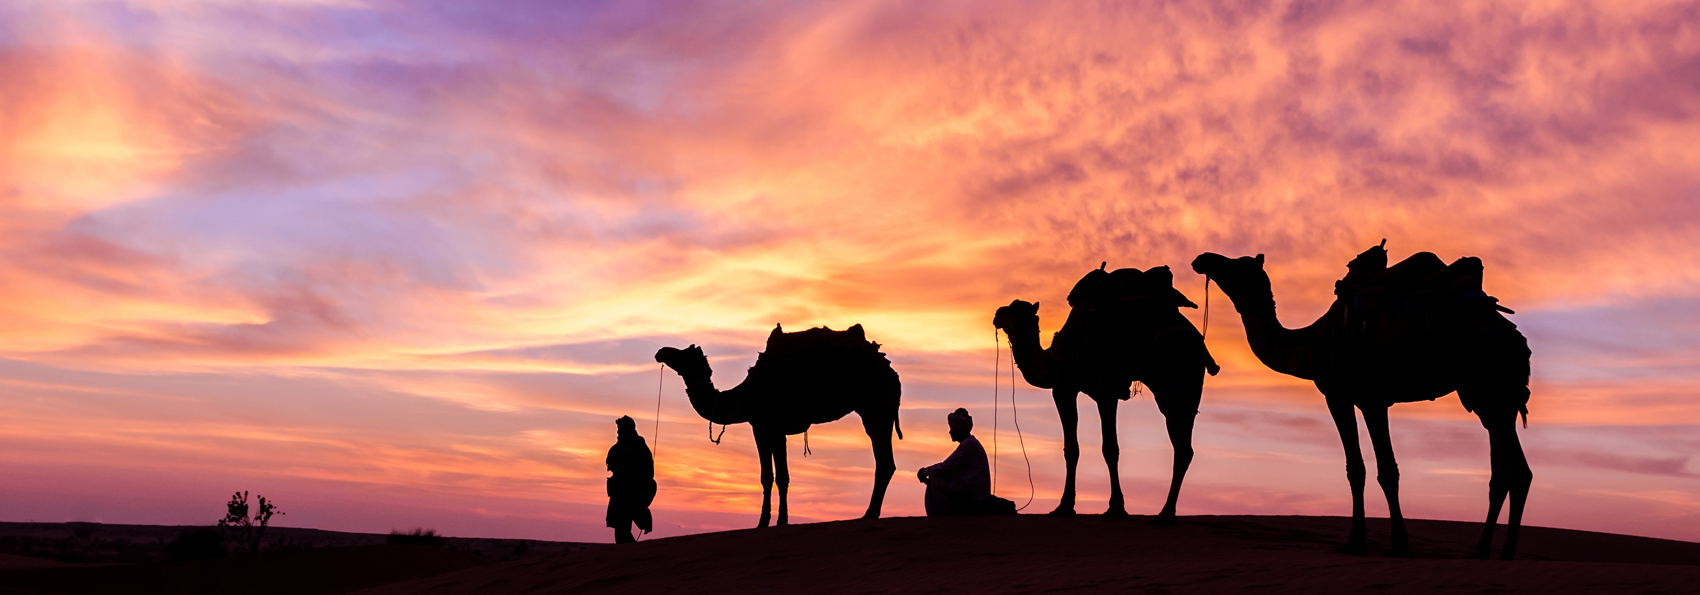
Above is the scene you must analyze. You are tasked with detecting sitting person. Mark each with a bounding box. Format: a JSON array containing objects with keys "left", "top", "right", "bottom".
[{"left": 917, "top": 408, "right": 1015, "bottom": 516}]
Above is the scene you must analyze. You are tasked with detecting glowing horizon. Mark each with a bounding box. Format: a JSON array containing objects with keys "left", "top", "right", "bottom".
[{"left": 2, "top": 0, "right": 1698, "bottom": 543}]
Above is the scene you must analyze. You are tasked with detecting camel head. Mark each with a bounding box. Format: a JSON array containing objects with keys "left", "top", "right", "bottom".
[
  {"left": 992, "top": 299, "right": 1041, "bottom": 333},
  {"left": 1190, "top": 252, "right": 1273, "bottom": 307},
  {"left": 654, "top": 344, "right": 711, "bottom": 380}
]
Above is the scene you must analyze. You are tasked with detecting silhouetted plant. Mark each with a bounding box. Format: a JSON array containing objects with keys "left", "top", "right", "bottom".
[
  {"left": 387, "top": 528, "right": 443, "bottom": 546},
  {"left": 217, "top": 491, "right": 283, "bottom": 555},
  {"left": 168, "top": 529, "right": 226, "bottom": 561}
]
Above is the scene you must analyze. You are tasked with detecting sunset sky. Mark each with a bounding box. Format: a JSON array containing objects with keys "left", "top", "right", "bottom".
[{"left": 2, "top": 0, "right": 1698, "bottom": 544}]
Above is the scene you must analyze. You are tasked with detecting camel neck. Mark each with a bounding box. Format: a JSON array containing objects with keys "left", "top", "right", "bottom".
[
  {"left": 1001, "top": 322, "right": 1057, "bottom": 390},
  {"left": 683, "top": 374, "right": 750, "bottom": 426},
  {"left": 1223, "top": 286, "right": 1319, "bottom": 381}
]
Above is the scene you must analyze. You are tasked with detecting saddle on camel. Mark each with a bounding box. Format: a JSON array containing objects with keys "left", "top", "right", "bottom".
[
  {"left": 1052, "top": 263, "right": 1220, "bottom": 399},
  {"left": 1330, "top": 240, "right": 1526, "bottom": 420}
]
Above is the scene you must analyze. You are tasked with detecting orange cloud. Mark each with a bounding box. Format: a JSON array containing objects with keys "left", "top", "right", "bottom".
[{"left": 1, "top": 0, "right": 1698, "bottom": 542}]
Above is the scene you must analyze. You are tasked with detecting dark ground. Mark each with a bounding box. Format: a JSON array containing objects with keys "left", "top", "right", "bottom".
[
  {"left": 363, "top": 515, "right": 1700, "bottom": 594},
  {"left": 3, "top": 516, "right": 1697, "bottom": 594},
  {"left": 0, "top": 522, "right": 597, "bottom": 594}
]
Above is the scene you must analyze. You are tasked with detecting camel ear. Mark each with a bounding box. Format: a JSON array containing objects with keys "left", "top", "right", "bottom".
[{"left": 1255, "top": 254, "right": 1265, "bottom": 265}]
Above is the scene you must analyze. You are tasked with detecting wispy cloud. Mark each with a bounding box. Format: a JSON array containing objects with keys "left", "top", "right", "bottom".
[{"left": 1, "top": 0, "right": 1698, "bottom": 541}]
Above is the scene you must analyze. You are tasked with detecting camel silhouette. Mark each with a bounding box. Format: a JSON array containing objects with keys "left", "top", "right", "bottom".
[
  {"left": 655, "top": 324, "right": 902, "bottom": 527},
  {"left": 1191, "top": 244, "right": 1532, "bottom": 559},
  {"left": 992, "top": 264, "right": 1219, "bottom": 522}
]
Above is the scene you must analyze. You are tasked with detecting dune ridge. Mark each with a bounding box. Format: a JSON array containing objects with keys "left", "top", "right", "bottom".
[{"left": 361, "top": 515, "right": 1700, "bottom": 594}]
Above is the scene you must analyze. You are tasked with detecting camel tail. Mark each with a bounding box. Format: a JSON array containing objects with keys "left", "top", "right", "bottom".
[
  {"left": 1520, "top": 405, "right": 1528, "bottom": 429},
  {"left": 894, "top": 414, "right": 903, "bottom": 440},
  {"left": 892, "top": 367, "right": 903, "bottom": 440}
]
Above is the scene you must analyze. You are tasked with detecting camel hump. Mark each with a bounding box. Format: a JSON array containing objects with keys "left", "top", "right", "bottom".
[
  {"left": 1428, "top": 256, "right": 1514, "bottom": 313},
  {"left": 1345, "top": 251, "right": 1447, "bottom": 300},
  {"left": 1066, "top": 267, "right": 1112, "bottom": 307},
  {"left": 758, "top": 324, "right": 888, "bottom": 366},
  {"left": 1431, "top": 256, "right": 1484, "bottom": 293},
  {"left": 1343, "top": 253, "right": 1514, "bottom": 314},
  {"left": 1067, "top": 264, "right": 1197, "bottom": 310}
]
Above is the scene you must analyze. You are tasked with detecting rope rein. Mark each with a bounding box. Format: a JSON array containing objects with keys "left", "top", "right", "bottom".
[
  {"left": 654, "top": 364, "right": 664, "bottom": 457},
  {"left": 992, "top": 326, "right": 1000, "bottom": 490},
  {"left": 991, "top": 327, "right": 1035, "bottom": 511},
  {"left": 1203, "top": 276, "right": 1211, "bottom": 339},
  {"left": 1006, "top": 331, "right": 1034, "bottom": 512}
]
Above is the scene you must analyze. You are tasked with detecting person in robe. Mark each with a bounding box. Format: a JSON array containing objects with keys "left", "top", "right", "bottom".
[
  {"left": 917, "top": 408, "right": 1000, "bottom": 516},
  {"left": 605, "top": 416, "right": 656, "bottom": 543}
]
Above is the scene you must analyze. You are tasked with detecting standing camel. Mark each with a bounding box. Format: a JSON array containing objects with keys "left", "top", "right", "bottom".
[
  {"left": 992, "top": 264, "right": 1218, "bottom": 522},
  {"left": 654, "top": 324, "right": 901, "bottom": 527},
  {"left": 1191, "top": 244, "right": 1531, "bottom": 559}
]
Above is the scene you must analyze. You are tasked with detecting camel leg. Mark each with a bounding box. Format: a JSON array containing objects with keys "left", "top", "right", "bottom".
[
  {"left": 861, "top": 416, "right": 896, "bottom": 520},
  {"left": 755, "top": 430, "right": 775, "bottom": 528},
  {"left": 1152, "top": 410, "right": 1196, "bottom": 525},
  {"left": 773, "top": 433, "right": 790, "bottom": 526},
  {"left": 1151, "top": 367, "right": 1202, "bottom": 526},
  {"left": 1096, "top": 397, "right": 1127, "bottom": 516},
  {"left": 1327, "top": 395, "right": 1369, "bottom": 554},
  {"left": 1361, "top": 405, "right": 1411, "bottom": 557},
  {"left": 1474, "top": 406, "right": 1532, "bottom": 560},
  {"left": 1049, "top": 389, "right": 1081, "bottom": 516}
]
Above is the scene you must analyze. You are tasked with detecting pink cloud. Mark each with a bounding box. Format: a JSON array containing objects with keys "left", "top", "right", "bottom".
[{"left": 1, "top": 0, "right": 1698, "bottom": 542}]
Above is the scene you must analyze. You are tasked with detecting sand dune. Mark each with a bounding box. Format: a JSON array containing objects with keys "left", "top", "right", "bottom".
[
  {"left": 0, "top": 544, "right": 487, "bottom": 595},
  {"left": 360, "top": 515, "right": 1700, "bottom": 594}
]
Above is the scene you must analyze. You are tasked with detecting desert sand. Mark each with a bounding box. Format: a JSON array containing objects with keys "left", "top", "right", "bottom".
[
  {"left": 3, "top": 515, "right": 1696, "bottom": 593},
  {"left": 362, "top": 515, "right": 1700, "bottom": 594}
]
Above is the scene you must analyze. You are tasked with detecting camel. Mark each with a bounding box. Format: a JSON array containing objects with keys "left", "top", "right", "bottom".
[
  {"left": 654, "top": 324, "right": 902, "bottom": 527},
  {"left": 991, "top": 264, "right": 1219, "bottom": 523},
  {"left": 1190, "top": 243, "right": 1532, "bottom": 559}
]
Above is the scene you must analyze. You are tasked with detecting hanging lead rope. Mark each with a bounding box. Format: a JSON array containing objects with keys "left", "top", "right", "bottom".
[
  {"left": 804, "top": 430, "right": 811, "bottom": 456},
  {"left": 992, "top": 326, "right": 1000, "bottom": 491},
  {"left": 654, "top": 365, "right": 664, "bottom": 457},
  {"left": 1007, "top": 332, "right": 1034, "bottom": 511},
  {"left": 1203, "top": 276, "right": 1212, "bottom": 339}
]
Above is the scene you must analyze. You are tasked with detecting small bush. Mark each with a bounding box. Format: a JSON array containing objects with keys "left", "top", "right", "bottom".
[
  {"left": 168, "top": 529, "right": 226, "bottom": 561},
  {"left": 387, "top": 528, "right": 443, "bottom": 547},
  {"left": 218, "top": 491, "right": 283, "bottom": 555}
]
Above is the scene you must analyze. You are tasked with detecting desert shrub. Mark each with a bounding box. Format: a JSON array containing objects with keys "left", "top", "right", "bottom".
[
  {"left": 168, "top": 529, "right": 226, "bottom": 561},
  {"left": 387, "top": 528, "right": 443, "bottom": 547},
  {"left": 218, "top": 491, "right": 284, "bottom": 555}
]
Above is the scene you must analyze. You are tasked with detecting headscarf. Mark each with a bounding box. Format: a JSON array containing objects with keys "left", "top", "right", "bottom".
[{"left": 947, "top": 408, "right": 972, "bottom": 433}]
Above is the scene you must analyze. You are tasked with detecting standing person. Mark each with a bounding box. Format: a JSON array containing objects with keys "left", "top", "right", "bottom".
[
  {"left": 917, "top": 408, "right": 1012, "bottom": 516},
  {"left": 606, "top": 416, "right": 656, "bottom": 543}
]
